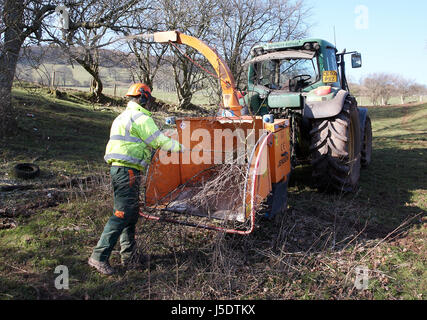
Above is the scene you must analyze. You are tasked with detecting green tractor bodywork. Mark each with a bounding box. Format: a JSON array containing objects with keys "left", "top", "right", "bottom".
[
  {"left": 244, "top": 38, "right": 352, "bottom": 115},
  {"left": 241, "top": 38, "right": 372, "bottom": 192}
]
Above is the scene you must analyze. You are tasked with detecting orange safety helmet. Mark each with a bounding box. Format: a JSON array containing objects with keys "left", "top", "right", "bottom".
[{"left": 125, "top": 83, "right": 151, "bottom": 98}]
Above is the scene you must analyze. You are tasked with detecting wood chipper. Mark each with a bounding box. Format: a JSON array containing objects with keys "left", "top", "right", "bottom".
[{"left": 139, "top": 31, "right": 292, "bottom": 234}]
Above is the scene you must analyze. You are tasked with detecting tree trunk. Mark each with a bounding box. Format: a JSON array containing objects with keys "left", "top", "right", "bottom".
[
  {"left": 0, "top": 83, "right": 18, "bottom": 136},
  {"left": 178, "top": 93, "right": 193, "bottom": 109},
  {"left": 90, "top": 76, "right": 104, "bottom": 102},
  {"left": 76, "top": 57, "right": 104, "bottom": 102},
  {"left": 176, "top": 81, "right": 193, "bottom": 109},
  {"left": 0, "top": 0, "right": 25, "bottom": 136}
]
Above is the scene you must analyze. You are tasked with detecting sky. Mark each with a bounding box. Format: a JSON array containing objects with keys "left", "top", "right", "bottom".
[{"left": 305, "top": 0, "right": 427, "bottom": 85}]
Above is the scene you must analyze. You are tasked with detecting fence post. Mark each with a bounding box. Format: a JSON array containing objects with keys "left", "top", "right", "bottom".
[{"left": 50, "top": 71, "right": 56, "bottom": 91}]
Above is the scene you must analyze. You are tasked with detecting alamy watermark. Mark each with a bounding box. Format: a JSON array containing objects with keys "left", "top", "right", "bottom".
[
  {"left": 355, "top": 5, "right": 369, "bottom": 30},
  {"left": 354, "top": 265, "right": 369, "bottom": 290},
  {"left": 55, "top": 6, "right": 69, "bottom": 30},
  {"left": 157, "top": 124, "right": 271, "bottom": 176},
  {"left": 54, "top": 265, "right": 69, "bottom": 290}
]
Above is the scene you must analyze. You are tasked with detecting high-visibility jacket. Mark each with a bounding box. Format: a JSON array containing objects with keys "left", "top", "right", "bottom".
[{"left": 104, "top": 101, "right": 182, "bottom": 171}]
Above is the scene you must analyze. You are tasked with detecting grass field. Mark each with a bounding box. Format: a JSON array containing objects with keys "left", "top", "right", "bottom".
[{"left": 0, "top": 86, "right": 425, "bottom": 300}]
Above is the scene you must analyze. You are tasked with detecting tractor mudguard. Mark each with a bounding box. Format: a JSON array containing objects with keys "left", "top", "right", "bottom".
[
  {"left": 303, "top": 89, "right": 348, "bottom": 119},
  {"left": 358, "top": 107, "right": 368, "bottom": 139}
]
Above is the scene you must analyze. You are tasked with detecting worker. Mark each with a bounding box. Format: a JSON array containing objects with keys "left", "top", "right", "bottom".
[{"left": 88, "top": 83, "right": 183, "bottom": 275}]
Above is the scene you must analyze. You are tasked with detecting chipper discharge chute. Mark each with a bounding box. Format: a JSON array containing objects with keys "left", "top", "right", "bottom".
[{"left": 140, "top": 116, "right": 291, "bottom": 234}]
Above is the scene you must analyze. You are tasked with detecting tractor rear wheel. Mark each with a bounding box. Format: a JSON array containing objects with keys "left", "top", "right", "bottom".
[
  {"left": 309, "top": 102, "right": 361, "bottom": 192},
  {"left": 361, "top": 116, "right": 372, "bottom": 167}
]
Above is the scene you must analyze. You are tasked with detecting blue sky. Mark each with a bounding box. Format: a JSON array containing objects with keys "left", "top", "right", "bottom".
[{"left": 305, "top": 0, "right": 427, "bottom": 85}]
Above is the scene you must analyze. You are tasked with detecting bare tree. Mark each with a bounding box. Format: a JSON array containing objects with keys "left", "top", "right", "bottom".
[
  {"left": 153, "top": 61, "right": 175, "bottom": 92},
  {"left": 120, "top": 5, "right": 169, "bottom": 92},
  {"left": 212, "top": 0, "right": 311, "bottom": 87},
  {"left": 157, "top": 0, "right": 220, "bottom": 109},
  {"left": 348, "top": 81, "right": 363, "bottom": 97},
  {"left": 43, "top": 0, "right": 142, "bottom": 102},
  {"left": 362, "top": 73, "right": 427, "bottom": 106},
  {"left": 126, "top": 41, "right": 168, "bottom": 91},
  {"left": 165, "top": 0, "right": 312, "bottom": 107},
  {"left": 0, "top": 0, "right": 58, "bottom": 135},
  {"left": 394, "top": 75, "right": 415, "bottom": 104},
  {"left": 18, "top": 45, "right": 58, "bottom": 86},
  {"left": 56, "top": 65, "right": 71, "bottom": 87},
  {"left": 362, "top": 73, "right": 397, "bottom": 105},
  {"left": 409, "top": 83, "right": 427, "bottom": 102}
]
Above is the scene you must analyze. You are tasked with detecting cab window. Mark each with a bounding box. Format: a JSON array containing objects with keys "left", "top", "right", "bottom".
[{"left": 323, "top": 48, "right": 340, "bottom": 85}]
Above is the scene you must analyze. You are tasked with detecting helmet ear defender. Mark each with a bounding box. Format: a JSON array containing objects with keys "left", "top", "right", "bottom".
[{"left": 138, "top": 87, "right": 151, "bottom": 105}]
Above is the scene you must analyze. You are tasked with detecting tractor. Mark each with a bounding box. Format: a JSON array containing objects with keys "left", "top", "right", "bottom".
[
  {"left": 139, "top": 31, "right": 372, "bottom": 234},
  {"left": 240, "top": 38, "right": 372, "bottom": 193}
]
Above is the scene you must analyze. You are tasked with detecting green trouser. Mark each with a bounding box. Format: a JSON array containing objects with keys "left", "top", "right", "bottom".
[{"left": 91, "top": 166, "right": 141, "bottom": 263}]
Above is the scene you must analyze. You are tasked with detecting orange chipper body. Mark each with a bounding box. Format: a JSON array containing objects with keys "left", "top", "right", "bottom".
[{"left": 142, "top": 117, "right": 291, "bottom": 234}]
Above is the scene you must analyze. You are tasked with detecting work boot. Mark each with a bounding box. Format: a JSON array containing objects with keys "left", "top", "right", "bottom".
[{"left": 88, "top": 257, "right": 115, "bottom": 275}]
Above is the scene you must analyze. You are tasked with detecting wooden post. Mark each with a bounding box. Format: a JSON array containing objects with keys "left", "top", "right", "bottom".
[
  {"left": 50, "top": 71, "right": 56, "bottom": 91},
  {"left": 114, "top": 83, "right": 117, "bottom": 97}
]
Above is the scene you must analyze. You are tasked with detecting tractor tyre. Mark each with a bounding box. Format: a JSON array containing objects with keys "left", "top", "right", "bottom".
[
  {"left": 309, "top": 102, "right": 361, "bottom": 193},
  {"left": 361, "top": 116, "right": 372, "bottom": 167}
]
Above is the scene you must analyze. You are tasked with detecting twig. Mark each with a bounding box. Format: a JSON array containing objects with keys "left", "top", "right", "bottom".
[{"left": 360, "top": 213, "right": 421, "bottom": 262}]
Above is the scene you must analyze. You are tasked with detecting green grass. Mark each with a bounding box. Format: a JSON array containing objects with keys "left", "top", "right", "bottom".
[
  {"left": 356, "top": 96, "right": 427, "bottom": 106},
  {"left": 1, "top": 87, "right": 113, "bottom": 178},
  {"left": 0, "top": 86, "right": 425, "bottom": 300}
]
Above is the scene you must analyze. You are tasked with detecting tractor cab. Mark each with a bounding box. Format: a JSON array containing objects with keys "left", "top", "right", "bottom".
[
  {"left": 242, "top": 39, "right": 361, "bottom": 116},
  {"left": 249, "top": 49, "right": 320, "bottom": 92}
]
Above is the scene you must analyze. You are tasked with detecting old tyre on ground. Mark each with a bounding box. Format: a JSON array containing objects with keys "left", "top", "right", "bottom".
[
  {"left": 309, "top": 102, "right": 361, "bottom": 192},
  {"left": 361, "top": 116, "right": 372, "bottom": 167},
  {"left": 13, "top": 163, "right": 40, "bottom": 179}
]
